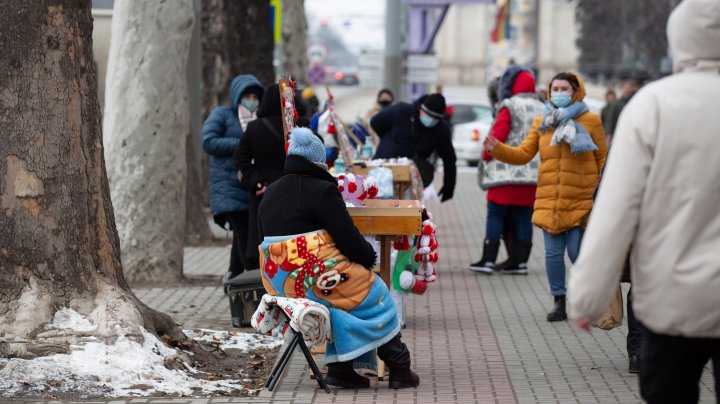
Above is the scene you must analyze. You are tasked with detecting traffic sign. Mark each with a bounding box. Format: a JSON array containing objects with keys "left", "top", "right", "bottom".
[
  {"left": 405, "top": 54, "right": 438, "bottom": 83},
  {"left": 307, "top": 65, "right": 327, "bottom": 85},
  {"left": 306, "top": 44, "right": 328, "bottom": 65}
]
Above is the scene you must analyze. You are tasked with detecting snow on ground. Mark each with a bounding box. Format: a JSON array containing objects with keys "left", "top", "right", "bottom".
[{"left": 0, "top": 309, "right": 283, "bottom": 398}]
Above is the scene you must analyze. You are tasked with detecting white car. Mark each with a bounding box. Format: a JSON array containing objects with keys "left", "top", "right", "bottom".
[{"left": 449, "top": 101, "right": 494, "bottom": 167}]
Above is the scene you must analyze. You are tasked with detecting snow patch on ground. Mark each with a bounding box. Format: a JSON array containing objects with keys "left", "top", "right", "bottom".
[
  {"left": 0, "top": 309, "right": 283, "bottom": 398},
  {"left": 187, "top": 328, "right": 284, "bottom": 352},
  {"left": 50, "top": 307, "right": 97, "bottom": 333}
]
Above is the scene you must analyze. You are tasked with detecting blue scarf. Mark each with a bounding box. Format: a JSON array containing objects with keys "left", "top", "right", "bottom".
[{"left": 538, "top": 101, "right": 598, "bottom": 154}]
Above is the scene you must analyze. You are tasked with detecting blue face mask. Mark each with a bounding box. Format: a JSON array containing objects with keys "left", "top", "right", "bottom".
[
  {"left": 419, "top": 114, "right": 438, "bottom": 128},
  {"left": 550, "top": 92, "right": 572, "bottom": 108},
  {"left": 241, "top": 98, "right": 259, "bottom": 112}
]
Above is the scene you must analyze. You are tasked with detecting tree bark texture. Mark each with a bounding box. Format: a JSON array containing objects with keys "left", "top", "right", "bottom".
[
  {"left": 280, "top": 0, "right": 308, "bottom": 83},
  {"left": 0, "top": 0, "right": 185, "bottom": 358},
  {"left": 185, "top": 128, "right": 215, "bottom": 245},
  {"left": 199, "top": 0, "right": 274, "bottom": 208},
  {"left": 103, "top": 0, "right": 195, "bottom": 284},
  {"left": 201, "top": 0, "right": 274, "bottom": 121}
]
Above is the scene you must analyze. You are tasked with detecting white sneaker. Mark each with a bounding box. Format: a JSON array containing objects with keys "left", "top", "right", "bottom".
[
  {"left": 468, "top": 261, "right": 494, "bottom": 274},
  {"left": 500, "top": 263, "right": 528, "bottom": 275}
]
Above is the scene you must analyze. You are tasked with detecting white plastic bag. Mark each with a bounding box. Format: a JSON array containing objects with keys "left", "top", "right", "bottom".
[{"left": 422, "top": 183, "right": 441, "bottom": 204}]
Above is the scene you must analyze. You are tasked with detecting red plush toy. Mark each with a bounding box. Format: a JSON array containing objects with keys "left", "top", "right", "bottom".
[{"left": 414, "top": 212, "right": 438, "bottom": 283}]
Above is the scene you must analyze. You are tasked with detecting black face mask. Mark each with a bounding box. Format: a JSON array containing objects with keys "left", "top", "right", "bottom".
[{"left": 378, "top": 100, "right": 392, "bottom": 108}]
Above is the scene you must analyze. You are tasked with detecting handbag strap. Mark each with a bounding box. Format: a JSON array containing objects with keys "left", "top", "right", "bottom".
[{"left": 260, "top": 118, "right": 284, "bottom": 145}]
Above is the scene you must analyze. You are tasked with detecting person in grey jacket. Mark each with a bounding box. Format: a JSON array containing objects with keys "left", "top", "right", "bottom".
[
  {"left": 202, "top": 74, "right": 264, "bottom": 283},
  {"left": 569, "top": 1, "right": 720, "bottom": 402}
]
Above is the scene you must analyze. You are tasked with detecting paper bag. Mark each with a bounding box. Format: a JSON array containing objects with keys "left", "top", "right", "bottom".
[{"left": 592, "top": 285, "right": 624, "bottom": 331}]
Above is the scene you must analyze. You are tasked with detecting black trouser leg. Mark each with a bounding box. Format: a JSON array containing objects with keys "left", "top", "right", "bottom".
[
  {"left": 639, "top": 327, "right": 719, "bottom": 404},
  {"left": 377, "top": 332, "right": 411, "bottom": 367},
  {"left": 626, "top": 287, "right": 643, "bottom": 357},
  {"left": 502, "top": 212, "right": 516, "bottom": 259},
  {"left": 245, "top": 194, "right": 262, "bottom": 270},
  {"left": 225, "top": 211, "right": 250, "bottom": 276},
  {"left": 714, "top": 352, "right": 720, "bottom": 403}
]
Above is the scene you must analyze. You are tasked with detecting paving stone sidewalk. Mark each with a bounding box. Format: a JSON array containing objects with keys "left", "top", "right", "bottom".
[{"left": 8, "top": 170, "right": 715, "bottom": 404}]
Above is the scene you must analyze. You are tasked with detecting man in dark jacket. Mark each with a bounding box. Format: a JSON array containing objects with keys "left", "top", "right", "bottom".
[
  {"left": 202, "top": 74, "right": 264, "bottom": 282},
  {"left": 370, "top": 93, "right": 457, "bottom": 202},
  {"left": 601, "top": 77, "right": 640, "bottom": 140}
]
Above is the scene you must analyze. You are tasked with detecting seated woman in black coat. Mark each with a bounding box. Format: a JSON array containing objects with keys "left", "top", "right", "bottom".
[{"left": 257, "top": 128, "right": 419, "bottom": 389}]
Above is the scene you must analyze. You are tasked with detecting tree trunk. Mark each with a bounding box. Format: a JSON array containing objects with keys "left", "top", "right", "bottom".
[
  {"left": 201, "top": 0, "right": 274, "bottom": 120},
  {"left": 185, "top": 128, "right": 215, "bottom": 245},
  {"left": 0, "top": 0, "right": 185, "bottom": 359},
  {"left": 280, "top": 0, "right": 308, "bottom": 82},
  {"left": 103, "top": 0, "right": 195, "bottom": 284}
]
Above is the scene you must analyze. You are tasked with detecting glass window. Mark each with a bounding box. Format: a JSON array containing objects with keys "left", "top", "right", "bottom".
[{"left": 450, "top": 104, "right": 492, "bottom": 126}]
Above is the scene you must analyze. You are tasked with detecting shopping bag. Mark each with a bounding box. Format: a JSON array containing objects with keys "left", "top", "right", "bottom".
[{"left": 592, "top": 285, "right": 624, "bottom": 330}]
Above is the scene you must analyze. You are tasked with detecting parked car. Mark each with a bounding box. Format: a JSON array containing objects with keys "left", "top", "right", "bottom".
[
  {"left": 323, "top": 66, "right": 359, "bottom": 86},
  {"left": 448, "top": 101, "right": 493, "bottom": 167}
]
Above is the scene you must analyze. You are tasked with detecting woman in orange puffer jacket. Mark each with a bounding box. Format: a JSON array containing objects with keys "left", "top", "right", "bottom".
[{"left": 484, "top": 71, "right": 607, "bottom": 322}]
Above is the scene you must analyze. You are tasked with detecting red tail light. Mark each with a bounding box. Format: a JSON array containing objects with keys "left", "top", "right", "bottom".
[
  {"left": 471, "top": 129, "right": 480, "bottom": 141},
  {"left": 335, "top": 72, "right": 344, "bottom": 80}
]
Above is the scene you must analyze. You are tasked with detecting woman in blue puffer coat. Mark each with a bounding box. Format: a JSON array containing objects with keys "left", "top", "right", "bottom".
[{"left": 202, "top": 74, "right": 264, "bottom": 283}]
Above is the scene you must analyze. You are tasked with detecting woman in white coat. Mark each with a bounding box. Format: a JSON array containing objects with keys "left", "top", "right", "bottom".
[{"left": 568, "top": 1, "right": 720, "bottom": 403}]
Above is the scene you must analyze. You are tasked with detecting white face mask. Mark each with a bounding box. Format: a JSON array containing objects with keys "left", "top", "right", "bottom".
[{"left": 241, "top": 98, "right": 259, "bottom": 112}]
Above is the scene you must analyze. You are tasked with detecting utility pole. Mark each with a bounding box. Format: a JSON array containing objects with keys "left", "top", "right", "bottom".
[{"left": 384, "top": 0, "right": 402, "bottom": 97}]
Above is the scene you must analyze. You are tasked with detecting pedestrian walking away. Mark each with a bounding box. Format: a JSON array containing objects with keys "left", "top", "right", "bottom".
[{"left": 569, "top": 1, "right": 720, "bottom": 403}]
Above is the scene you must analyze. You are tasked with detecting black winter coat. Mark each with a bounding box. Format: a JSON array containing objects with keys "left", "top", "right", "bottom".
[
  {"left": 258, "top": 155, "right": 377, "bottom": 270},
  {"left": 370, "top": 96, "right": 457, "bottom": 193},
  {"left": 233, "top": 83, "right": 286, "bottom": 259}
]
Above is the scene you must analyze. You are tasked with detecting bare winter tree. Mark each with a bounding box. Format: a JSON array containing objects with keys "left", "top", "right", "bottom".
[
  {"left": 0, "top": 0, "right": 185, "bottom": 358},
  {"left": 201, "top": 0, "right": 274, "bottom": 120},
  {"left": 103, "top": 0, "right": 195, "bottom": 284},
  {"left": 576, "top": 0, "right": 682, "bottom": 81},
  {"left": 185, "top": 130, "right": 216, "bottom": 246},
  {"left": 280, "top": 0, "right": 308, "bottom": 82}
]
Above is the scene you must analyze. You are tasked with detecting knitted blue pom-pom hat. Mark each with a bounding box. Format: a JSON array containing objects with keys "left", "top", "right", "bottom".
[{"left": 288, "top": 127, "right": 325, "bottom": 164}]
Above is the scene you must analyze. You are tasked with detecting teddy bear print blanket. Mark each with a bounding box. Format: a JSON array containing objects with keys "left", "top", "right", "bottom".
[{"left": 259, "top": 230, "right": 401, "bottom": 363}]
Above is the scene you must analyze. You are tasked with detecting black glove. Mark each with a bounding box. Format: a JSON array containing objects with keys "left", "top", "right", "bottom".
[{"left": 437, "top": 186, "right": 453, "bottom": 202}]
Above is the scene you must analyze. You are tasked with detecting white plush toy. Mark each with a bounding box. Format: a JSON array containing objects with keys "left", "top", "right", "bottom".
[{"left": 414, "top": 218, "right": 438, "bottom": 282}]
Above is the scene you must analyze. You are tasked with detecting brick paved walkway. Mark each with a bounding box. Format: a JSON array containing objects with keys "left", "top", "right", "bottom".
[{"left": 9, "top": 170, "right": 716, "bottom": 404}]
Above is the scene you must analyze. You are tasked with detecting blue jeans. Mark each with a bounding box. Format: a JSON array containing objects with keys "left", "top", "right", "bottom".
[
  {"left": 543, "top": 228, "right": 584, "bottom": 296},
  {"left": 486, "top": 202, "right": 533, "bottom": 242}
]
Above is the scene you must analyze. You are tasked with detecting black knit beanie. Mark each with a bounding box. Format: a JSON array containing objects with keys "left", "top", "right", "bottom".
[{"left": 421, "top": 93, "right": 446, "bottom": 118}]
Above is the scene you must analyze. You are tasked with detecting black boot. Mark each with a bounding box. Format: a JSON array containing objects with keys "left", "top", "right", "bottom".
[
  {"left": 546, "top": 295, "right": 567, "bottom": 322},
  {"left": 499, "top": 240, "right": 532, "bottom": 275},
  {"left": 495, "top": 216, "right": 517, "bottom": 271},
  {"left": 326, "top": 361, "right": 370, "bottom": 389},
  {"left": 628, "top": 354, "right": 640, "bottom": 374},
  {"left": 388, "top": 363, "right": 420, "bottom": 389},
  {"left": 469, "top": 239, "right": 500, "bottom": 274}
]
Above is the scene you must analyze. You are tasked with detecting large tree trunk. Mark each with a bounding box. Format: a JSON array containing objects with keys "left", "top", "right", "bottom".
[
  {"left": 0, "top": 0, "right": 185, "bottom": 359},
  {"left": 185, "top": 128, "right": 215, "bottom": 246},
  {"left": 280, "top": 0, "right": 308, "bottom": 82},
  {"left": 103, "top": 0, "right": 194, "bottom": 284}
]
